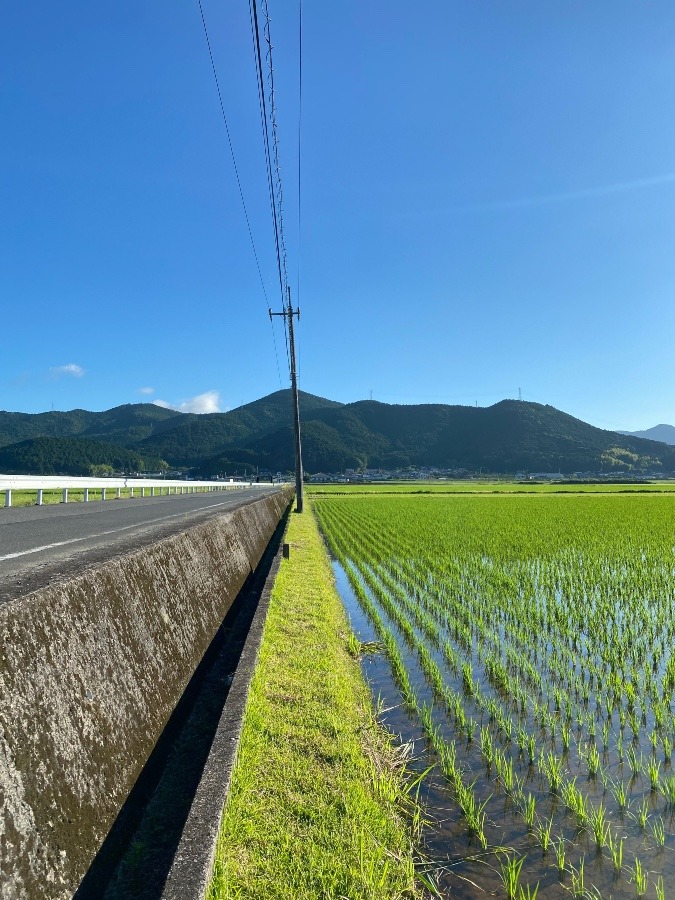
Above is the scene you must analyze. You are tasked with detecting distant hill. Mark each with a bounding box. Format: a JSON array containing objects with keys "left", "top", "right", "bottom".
[
  {"left": 1, "top": 392, "right": 674, "bottom": 476},
  {"left": 618, "top": 424, "right": 675, "bottom": 446},
  {"left": 134, "top": 390, "right": 343, "bottom": 466},
  {"left": 0, "top": 437, "right": 158, "bottom": 476},
  {"left": 194, "top": 396, "right": 675, "bottom": 475},
  {"left": 0, "top": 403, "right": 181, "bottom": 450}
]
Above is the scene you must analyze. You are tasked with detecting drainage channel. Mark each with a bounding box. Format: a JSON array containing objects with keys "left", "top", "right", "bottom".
[{"left": 74, "top": 508, "right": 290, "bottom": 900}]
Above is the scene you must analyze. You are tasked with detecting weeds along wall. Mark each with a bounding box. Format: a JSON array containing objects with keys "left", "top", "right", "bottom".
[{"left": 0, "top": 488, "right": 292, "bottom": 900}]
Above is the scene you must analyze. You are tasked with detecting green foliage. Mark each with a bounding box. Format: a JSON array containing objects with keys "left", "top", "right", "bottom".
[
  {"left": 167, "top": 397, "right": 675, "bottom": 472},
  {"left": 0, "top": 436, "right": 157, "bottom": 475},
  {"left": 89, "top": 463, "right": 114, "bottom": 477},
  {"left": 2, "top": 391, "right": 674, "bottom": 474},
  {"left": 139, "top": 390, "right": 342, "bottom": 466},
  {"left": 0, "top": 402, "right": 179, "bottom": 450}
]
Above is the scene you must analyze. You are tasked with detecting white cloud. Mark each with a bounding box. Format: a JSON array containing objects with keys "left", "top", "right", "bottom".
[
  {"left": 50, "top": 363, "right": 85, "bottom": 378},
  {"left": 137, "top": 386, "right": 155, "bottom": 395},
  {"left": 154, "top": 390, "right": 221, "bottom": 414}
]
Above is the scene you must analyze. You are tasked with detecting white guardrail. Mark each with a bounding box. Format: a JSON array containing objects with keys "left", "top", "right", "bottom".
[{"left": 0, "top": 475, "right": 275, "bottom": 508}]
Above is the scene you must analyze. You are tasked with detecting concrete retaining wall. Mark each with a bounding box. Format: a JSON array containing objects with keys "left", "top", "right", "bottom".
[{"left": 0, "top": 489, "right": 292, "bottom": 899}]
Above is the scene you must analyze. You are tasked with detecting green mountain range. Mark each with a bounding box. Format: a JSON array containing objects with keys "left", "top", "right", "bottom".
[
  {"left": 0, "top": 390, "right": 673, "bottom": 476},
  {"left": 0, "top": 437, "right": 158, "bottom": 477}
]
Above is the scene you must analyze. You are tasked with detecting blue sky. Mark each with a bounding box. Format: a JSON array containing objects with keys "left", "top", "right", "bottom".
[{"left": 2, "top": 2, "right": 674, "bottom": 430}]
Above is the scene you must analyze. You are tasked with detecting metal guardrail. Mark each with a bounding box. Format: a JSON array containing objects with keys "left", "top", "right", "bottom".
[{"left": 0, "top": 475, "right": 273, "bottom": 508}]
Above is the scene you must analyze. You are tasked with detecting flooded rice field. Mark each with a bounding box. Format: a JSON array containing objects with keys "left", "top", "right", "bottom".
[{"left": 316, "top": 493, "right": 675, "bottom": 899}]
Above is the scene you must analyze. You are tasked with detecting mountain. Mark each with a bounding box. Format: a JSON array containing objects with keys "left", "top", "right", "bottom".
[
  {"left": 195, "top": 396, "right": 675, "bottom": 475},
  {"left": 618, "top": 425, "right": 675, "bottom": 446},
  {"left": 1, "top": 392, "right": 674, "bottom": 476},
  {"left": 134, "top": 390, "right": 343, "bottom": 466},
  {"left": 0, "top": 437, "right": 157, "bottom": 476},
  {"left": 0, "top": 403, "right": 181, "bottom": 450}
]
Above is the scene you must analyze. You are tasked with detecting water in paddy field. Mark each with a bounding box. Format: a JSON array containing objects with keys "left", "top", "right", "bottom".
[{"left": 332, "top": 558, "right": 675, "bottom": 899}]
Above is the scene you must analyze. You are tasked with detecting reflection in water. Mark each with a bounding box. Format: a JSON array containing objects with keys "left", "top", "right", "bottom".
[{"left": 332, "top": 558, "right": 675, "bottom": 899}]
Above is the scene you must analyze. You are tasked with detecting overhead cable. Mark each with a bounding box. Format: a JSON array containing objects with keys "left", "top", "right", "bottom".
[
  {"left": 296, "top": 0, "right": 302, "bottom": 309},
  {"left": 249, "top": 0, "right": 286, "bottom": 305},
  {"left": 197, "top": 0, "right": 283, "bottom": 387}
]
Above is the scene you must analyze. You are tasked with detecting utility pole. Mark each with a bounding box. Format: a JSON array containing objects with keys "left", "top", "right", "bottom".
[{"left": 270, "top": 289, "right": 304, "bottom": 512}]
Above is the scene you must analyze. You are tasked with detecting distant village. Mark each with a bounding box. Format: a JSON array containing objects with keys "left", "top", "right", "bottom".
[{"left": 306, "top": 467, "right": 675, "bottom": 483}]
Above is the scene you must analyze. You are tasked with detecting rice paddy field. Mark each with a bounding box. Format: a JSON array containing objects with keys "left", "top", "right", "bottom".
[{"left": 313, "top": 489, "right": 675, "bottom": 898}]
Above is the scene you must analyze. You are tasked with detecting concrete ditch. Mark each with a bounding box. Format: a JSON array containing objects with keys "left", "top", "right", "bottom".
[
  {"left": 0, "top": 487, "right": 292, "bottom": 899},
  {"left": 158, "top": 509, "right": 288, "bottom": 900}
]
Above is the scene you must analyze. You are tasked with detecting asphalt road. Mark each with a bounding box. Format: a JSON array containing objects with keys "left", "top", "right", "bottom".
[{"left": 0, "top": 487, "right": 282, "bottom": 606}]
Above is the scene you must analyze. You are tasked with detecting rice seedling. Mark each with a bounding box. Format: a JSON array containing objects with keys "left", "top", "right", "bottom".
[
  {"left": 616, "top": 733, "right": 624, "bottom": 764},
  {"left": 539, "top": 750, "right": 564, "bottom": 795},
  {"left": 461, "top": 662, "right": 476, "bottom": 697},
  {"left": 610, "top": 778, "right": 629, "bottom": 812},
  {"left": 631, "top": 857, "right": 648, "bottom": 896},
  {"left": 554, "top": 836, "right": 566, "bottom": 878},
  {"left": 438, "top": 740, "right": 459, "bottom": 782},
  {"left": 650, "top": 815, "right": 666, "bottom": 849},
  {"left": 645, "top": 757, "right": 661, "bottom": 792},
  {"left": 607, "top": 828, "right": 624, "bottom": 875},
  {"left": 560, "top": 776, "right": 583, "bottom": 815},
  {"left": 521, "top": 792, "right": 536, "bottom": 830},
  {"left": 655, "top": 876, "right": 665, "bottom": 900},
  {"left": 632, "top": 797, "right": 650, "bottom": 830},
  {"left": 499, "top": 853, "right": 525, "bottom": 900},
  {"left": 588, "top": 801, "right": 609, "bottom": 850},
  {"left": 535, "top": 815, "right": 553, "bottom": 853},
  {"left": 527, "top": 735, "right": 536, "bottom": 765},
  {"left": 480, "top": 725, "right": 494, "bottom": 767},
  {"left": 516, "top": 725, "right": 527, "bottom": 755},
  {"left": 585, "top": 744, "right": 601, "bottom": 778},
  {"left": 627, "top": 746, "right": 641, "bottom": 779},
  {"left": 569, "top": 856, "right": 585, "bottom": 897},
  {"left": 456, "top": 780, "right": 489, "bottom": 849},
  {"left": 659, "top": 773, "right": 675, "bottom": 806},
  {"left": 495, "top": 748, "right": 516, "bottom": 796},
  {"left": 464, "top": 717, "right": 476, "bottom": 743}
]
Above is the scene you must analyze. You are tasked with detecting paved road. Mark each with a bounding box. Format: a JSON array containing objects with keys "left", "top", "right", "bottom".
[{"left": 0, "top": 487, "right": 282, "bottom": 605}]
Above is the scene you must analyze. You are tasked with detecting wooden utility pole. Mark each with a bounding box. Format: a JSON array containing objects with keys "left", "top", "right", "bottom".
[{"left": 269, "top": 290, "right": 304, "bottom": 512}]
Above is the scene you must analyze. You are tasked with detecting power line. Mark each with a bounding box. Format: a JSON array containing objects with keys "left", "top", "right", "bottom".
[
  {"left": 261, "top": 0, "right": 291, "bottom": 301},
  {"left": 196, "top": 0, "right": 283, "bottom": 387},
  {"left": 255, "top": 2, "right": 304, "bottom": 509},
  {"left": 249, "top": 0, "right": 286, "bottom": 307},
  {"left": 297, "top": 0, "right": 302, "bottom": 308}
]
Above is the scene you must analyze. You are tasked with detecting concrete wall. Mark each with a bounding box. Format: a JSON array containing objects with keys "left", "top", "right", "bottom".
[{"left": 0, "top": 489, "right": 292, "bottom": 899}]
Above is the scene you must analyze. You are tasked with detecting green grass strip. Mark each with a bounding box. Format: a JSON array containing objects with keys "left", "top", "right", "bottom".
[{"left": 209, "top": 504, "right": 422, "bottom": 900}]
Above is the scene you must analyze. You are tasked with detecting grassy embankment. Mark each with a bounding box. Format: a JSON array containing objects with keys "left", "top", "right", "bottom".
[{"left": 209, "top": 504, "right": 423, "bottom": 900}]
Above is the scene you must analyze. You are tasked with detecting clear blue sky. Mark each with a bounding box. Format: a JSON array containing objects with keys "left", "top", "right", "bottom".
[{"left": 2, "top": 2, "right": 674, "bottom": 430}]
